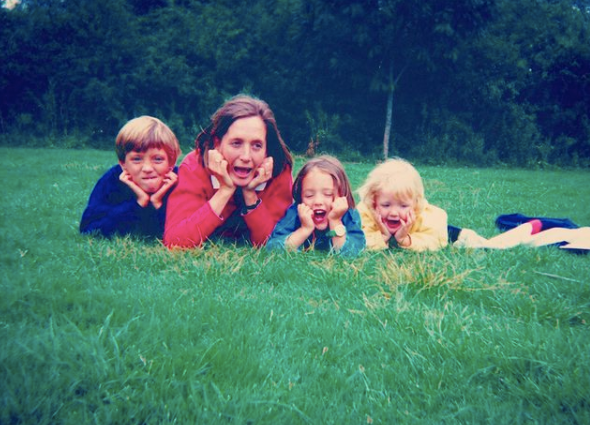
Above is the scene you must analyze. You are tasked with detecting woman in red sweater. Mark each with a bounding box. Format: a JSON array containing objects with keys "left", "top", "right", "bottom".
[{"left": 164, "top": 95, "right": 293, "bottom": 248}]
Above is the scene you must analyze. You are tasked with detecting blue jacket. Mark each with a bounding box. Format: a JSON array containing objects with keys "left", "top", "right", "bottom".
[
  {"left": 267, "top": 204, "right": 366, "bottom": 256},
  {"left": 80, "top": 165, "right": 176, "bottom": 239}
]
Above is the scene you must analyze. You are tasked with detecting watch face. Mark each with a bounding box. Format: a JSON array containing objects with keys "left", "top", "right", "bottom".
[{"left": 334, "top": 224, "right": 346, "bottom": 237}]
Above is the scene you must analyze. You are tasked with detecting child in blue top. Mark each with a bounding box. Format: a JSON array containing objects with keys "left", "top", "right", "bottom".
[
  {"left": 267, "top": 155, "right": 365, "bottom": 256},
  {"left": 80, "top": 116, "right": 181, "bottom": 239}
]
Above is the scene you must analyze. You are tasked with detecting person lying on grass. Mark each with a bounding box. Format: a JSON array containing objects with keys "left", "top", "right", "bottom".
[
  {"left": 163, "top": 95, "right": 293, "bottom": 248},
  {"left": 357, "top": 157, "right": 448, "bottom": 251},
  {"left": 267, "top": 155, "right": 365, "bottom": 256},
  {"left": 453, "top": 214, "right": 590, "bottom": 253},
  {"left": 80, "top": 116, "right": 181, "bottom": 239}
]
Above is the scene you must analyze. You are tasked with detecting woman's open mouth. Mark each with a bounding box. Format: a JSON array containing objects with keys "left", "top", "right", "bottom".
[{"left": 232, "top": 166, "right": 253, "bottom": 179}]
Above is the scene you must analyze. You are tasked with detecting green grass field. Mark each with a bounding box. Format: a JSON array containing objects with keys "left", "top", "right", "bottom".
[{"left": 1, "top": 147, "right": 589, "bottom": 424}]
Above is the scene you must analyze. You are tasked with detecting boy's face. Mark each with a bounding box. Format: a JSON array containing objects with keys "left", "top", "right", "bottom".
[
  {"left": 120, "top": 147, "right": 171, "bottom": 194},
  {"left": 301, "top": 168, "right": 335, "bottom": 231},
  {"left": 216, "top": 116, "right": 267, "bottom": 187},
  {"left": 374, "top": 190, "right": 415, "bottom": 234}
]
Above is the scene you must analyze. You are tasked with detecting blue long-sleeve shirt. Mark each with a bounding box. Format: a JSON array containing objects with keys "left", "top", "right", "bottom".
[
  {"left": 80, "top": 165, "right": 176, "bottom": 239},
  {"left": 267, "top": 204, "right": 366, "bottom": 256}
]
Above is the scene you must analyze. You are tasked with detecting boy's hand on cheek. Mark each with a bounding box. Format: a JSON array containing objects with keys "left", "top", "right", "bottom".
[
  {"left": 150, "top": 170, "right": 178, "bottom": 209},
  {"left": 297, "top": 203, "right": 315, "bottom": 232},
  {"left": 328, "top": 196, "right": 348, "bottom": 222},
  {"left": 119, "top": 169, "right": 150, "bottom": 207}
]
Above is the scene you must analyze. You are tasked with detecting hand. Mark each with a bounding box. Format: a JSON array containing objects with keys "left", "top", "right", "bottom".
[
  {"left": 245, "top": 156, "right": 274, "bottom": 191},
  {"left": 150, "top": 169, "right": 178, "bottom": 209},
  {"left": 394, "top": 208, "right": 415, "bottom": 246},
  {"left": 372, "top": 208, "right": 392, "bottom": 242},
  {"left": 119, "top": 169, "right": 150, "bottom": 207},
  {"left": 297, "top": 203, "right": 315, "bottom": 232},
  {"left": 285, "top": 203, "right": 315, "bottom": 250},
  {"left": 328, "top": 196, "right": 348, "bottom": 222},
  {"left": 207, "top": 149, "right": 234, "bottom": 190}
]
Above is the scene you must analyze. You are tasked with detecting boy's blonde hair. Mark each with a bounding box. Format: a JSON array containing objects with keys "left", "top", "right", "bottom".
[
  {"left": 115, "top": 116, "right": 181, "bottom": 165},
  {"left": 292, "top": 155, "right": 356, "bottom": 208},
  {"left": 358, "top": 157, "right": 426, "bottom": 214}
]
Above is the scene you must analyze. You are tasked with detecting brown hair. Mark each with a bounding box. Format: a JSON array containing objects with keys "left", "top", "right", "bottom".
[
  {"left": 292, "top": 155, "right": 355, "bottom": 208},
  {"left": 195, "top": 94, "right": 293, "bottom": 177},
  {"left": 115, "top": 116, "right": 181, "bottom": 164}
]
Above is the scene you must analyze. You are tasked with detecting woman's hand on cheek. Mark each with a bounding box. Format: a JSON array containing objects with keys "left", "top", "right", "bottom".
[
  {"left": 207, "top": 149, "right": 234, "bottom": 189},
  {"left": 328, "top": 196, "right": 348, "bottom": 222},
  {"left": 246, "top": 156, "right": 274, "bottom": 191}
]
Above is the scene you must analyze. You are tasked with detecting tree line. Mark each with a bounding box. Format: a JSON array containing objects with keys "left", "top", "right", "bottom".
[{"left": 1, "top": 0, "right": 589, "bottom": 167}]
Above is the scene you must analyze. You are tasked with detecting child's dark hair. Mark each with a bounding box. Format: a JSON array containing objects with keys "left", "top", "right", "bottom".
[
  {"left": 195, "top": 94, "right": 293, "bottom": 176},
  {"left": 115, "top": 116, "right": 181, "bottom": 164},
  {"left": 292, "top": 155, "right": 355, "bottom": 208}
]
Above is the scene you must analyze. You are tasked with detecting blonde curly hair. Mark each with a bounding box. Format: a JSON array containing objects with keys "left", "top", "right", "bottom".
[{"left": 358, "top": 157, "right": 425, "bottom": 214}]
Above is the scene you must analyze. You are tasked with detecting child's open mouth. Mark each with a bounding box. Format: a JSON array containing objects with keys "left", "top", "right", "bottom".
[
  {"left": 313, "top": 209, "right": 327, "bottom": 226},
  {"left": 384, "top": 218, "right": 401, "bottom": 230},
  {"left": 233, "top": 166, "right": 253, "bottom": 179}
]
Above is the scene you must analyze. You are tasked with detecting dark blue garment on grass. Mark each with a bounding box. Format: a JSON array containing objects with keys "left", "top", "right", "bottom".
[
  {"left": 495, "top": 213, "right": 579, "bottom": 232},
  {"left": 80, "top": 165, "right": 178, "bottom": 239}
]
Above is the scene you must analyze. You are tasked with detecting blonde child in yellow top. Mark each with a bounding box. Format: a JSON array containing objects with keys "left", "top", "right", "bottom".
[{"left": 357, "top": 158, "right": 448, "bottom": 251}]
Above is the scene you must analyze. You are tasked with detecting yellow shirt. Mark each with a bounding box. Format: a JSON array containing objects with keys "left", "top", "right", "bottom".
[{"left": 358, "top": 200, "right": 448, "bottom": 252}]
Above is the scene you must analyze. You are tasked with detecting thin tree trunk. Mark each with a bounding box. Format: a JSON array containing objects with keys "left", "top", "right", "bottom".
[
  {"left": 382, "top": 61, "right": 407, "bottom": 160},
  {"left": 383, "top": 69, "right": 393, "bottom": 159}
]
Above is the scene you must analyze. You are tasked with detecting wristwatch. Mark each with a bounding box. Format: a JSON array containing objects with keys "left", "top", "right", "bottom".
[
  {"left": 326, "top": 224, "right": 346, "bottom": 237},
  {"left": 241, "top": 198, "right": 261, "bottom": 215}
]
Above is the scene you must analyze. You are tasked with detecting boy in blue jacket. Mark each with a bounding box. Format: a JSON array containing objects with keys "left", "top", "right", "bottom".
[{"left": 80, "top": 116, "right": 181, "bottom": 239}]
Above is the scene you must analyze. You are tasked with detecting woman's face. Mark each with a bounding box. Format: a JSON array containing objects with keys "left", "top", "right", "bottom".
[{"left": 216, "top": 116, "right": 267, "bottom": 187}]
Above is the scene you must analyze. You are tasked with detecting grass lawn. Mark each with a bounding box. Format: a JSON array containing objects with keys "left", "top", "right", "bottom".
[{"left": 1, "top": 147, "right": 589, "bottom": 424}]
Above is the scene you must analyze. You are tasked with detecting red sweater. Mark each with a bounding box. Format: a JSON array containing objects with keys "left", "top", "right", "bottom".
[{"left": 164, "top": 150, "right": 293, "bottom": 248}]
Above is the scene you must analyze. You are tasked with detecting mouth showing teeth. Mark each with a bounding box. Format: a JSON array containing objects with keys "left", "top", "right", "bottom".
[
  {"left": 233, "top": 166, "right": 253, "bottom": 178},
  {"left": 313, "top": 209, "right": 327, "bottom": 224},
  {"left": 385, "top": 218, "right": 401, "bottom": 228}
]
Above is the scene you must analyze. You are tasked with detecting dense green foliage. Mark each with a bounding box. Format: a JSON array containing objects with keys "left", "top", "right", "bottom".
[
  {"left": 1, "top": 0, "right": 590, "bottom": 166},
  {"left": 1, "top": 147, "right": 589, "bottom": 423}
]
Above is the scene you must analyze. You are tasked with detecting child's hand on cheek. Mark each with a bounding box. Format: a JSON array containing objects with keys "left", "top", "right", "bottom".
[
  {"left": 394, "top": 208, "right": 415, "bottom": 247},
  {"left": 328, "top": 196, "right": 348, "bottom": 222},
  {"left": 150, "top": 169, "right": 178, "bottom": 209},
  {"left": 119, "top": 169, "right": 150, "bottom": 207},
  {"left": 297, "top": 203, "right": 315, "bottom": 232},
  {"left": 376, "top": 214, "right": 392, "bottom": 242}
]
